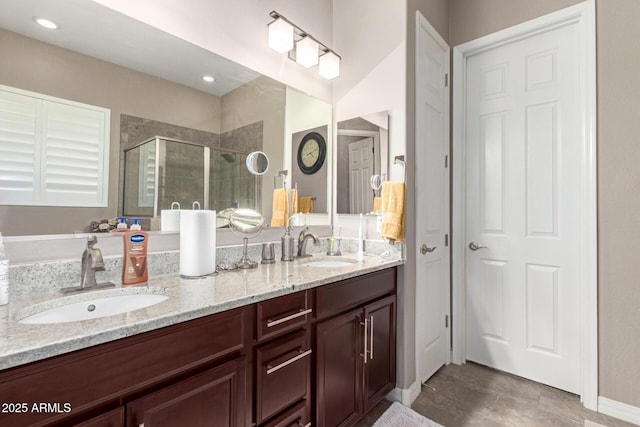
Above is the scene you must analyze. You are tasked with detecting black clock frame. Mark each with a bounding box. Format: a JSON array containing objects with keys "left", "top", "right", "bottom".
[{"left": 297, "top": 131, "right": 326, "bottom": 175}]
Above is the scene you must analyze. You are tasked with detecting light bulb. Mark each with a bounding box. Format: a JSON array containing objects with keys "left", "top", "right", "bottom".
[
  {"left": 268, "top": 17, "right": 294, "bottom": 53},
  {"left": 319, "top": 51, "right": 340, "bottom": 79}
]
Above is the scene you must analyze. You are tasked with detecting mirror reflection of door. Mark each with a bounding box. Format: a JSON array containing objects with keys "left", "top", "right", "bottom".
[
  {"left": 336, "top": 111, "right": 389, "bottom": 215},
  {"left": 348, "top": 137, "right": 374, "bottom": 214}
]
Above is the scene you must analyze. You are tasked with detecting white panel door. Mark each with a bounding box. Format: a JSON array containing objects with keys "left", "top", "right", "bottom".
[
  {"left": 465, "top": 22, "right": 581, "bottom": 393},
  {"left": 415, "top": 13, "right": 450, "bottom": 384},
  {"left": 348, "top": 137, "right": 374, "bottom": 214}
]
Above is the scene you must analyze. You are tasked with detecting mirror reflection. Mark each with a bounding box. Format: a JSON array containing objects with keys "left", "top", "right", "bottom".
[
  {"left": 246, "top": 151, "right": 270, "bottom": 176},
  {"left": 336, "top": 111, "right": 390, "bottom": 214},
  {"left": 0, "top": 0, "right": 330, "bottom": 236}
]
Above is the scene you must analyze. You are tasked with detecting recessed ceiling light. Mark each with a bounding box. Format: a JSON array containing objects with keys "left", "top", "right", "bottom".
[
  {"left": 201, "top": 75, "right": 215, "bottom": 83},
  {"left": 33, "top": 17, "right": 60, "bottom": 30}
]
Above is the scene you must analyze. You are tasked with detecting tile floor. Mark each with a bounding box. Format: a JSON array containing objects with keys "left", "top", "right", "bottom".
[{"left": 357, "top": 362, "right": 636, "bottom": 427}]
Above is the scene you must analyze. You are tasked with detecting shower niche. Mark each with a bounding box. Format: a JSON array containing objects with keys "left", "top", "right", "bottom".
[{"left": 123, "top": 137, "right": 258, "bottom": 223}]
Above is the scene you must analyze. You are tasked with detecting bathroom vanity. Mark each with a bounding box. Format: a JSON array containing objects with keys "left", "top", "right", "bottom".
[{"left": 0, "top": 257, "right": 399, "bottom": 427}]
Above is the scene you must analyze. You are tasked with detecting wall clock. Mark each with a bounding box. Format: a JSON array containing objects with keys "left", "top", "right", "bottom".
[{"left": 297, "top": 132, "right": 326, "bottom": 175}]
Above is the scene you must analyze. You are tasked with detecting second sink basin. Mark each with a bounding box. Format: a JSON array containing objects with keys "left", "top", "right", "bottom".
[
  {"left": 19, "top": 292, "right": 169, "bottom": 324},
  {"left": 303, "top": 259, "right": 358, "bottom": 268}
]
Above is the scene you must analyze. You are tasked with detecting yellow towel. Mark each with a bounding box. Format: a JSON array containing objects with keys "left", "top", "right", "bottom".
[
  {"left": 271, "top": 188, "right": 287, "bottom": 227},
  {"left": 270, "top": 188, "right": 298, "bottom": 227},
  {"left": 290, "top": 189, "right": 298, "bottom": 217},
  {"left": 372, "top": 197, "right": 382, "bottom": 213},
  {"left": 297, "top": 197, "right": 313, "bottom": 213},
  {"left": 380, "top": 181, "right": 405, "bottom": 242}
]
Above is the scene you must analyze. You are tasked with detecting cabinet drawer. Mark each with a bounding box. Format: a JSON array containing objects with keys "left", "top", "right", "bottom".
[
  {"left": 256, "top": 330, "right": 311, "bottom": 424},
  {"left": 315, "top": 268, "right": 396, "bottom": 319},
  {"left": 257, "top": 291, "right": 311, "bottom": 341},
  {"left": 261, "top": 399, "right": 310, "bottom": 427}
]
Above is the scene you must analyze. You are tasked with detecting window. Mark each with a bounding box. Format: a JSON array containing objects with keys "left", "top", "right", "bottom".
[{"left": 0, "top": 85, "right": 110, "bottom": 207}]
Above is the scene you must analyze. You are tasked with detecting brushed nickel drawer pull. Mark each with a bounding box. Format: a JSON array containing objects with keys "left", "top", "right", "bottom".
[
  {"left": 360, "top": 316, "right": 368, "bottom": 364},
  {"left": 266, "top": 349, "right": 312, "bottom": 375},
  {"left": 369, "top": 315, "right": 374, "bottom": 360},
  {"left": 267, "top": 308, "right": 312, "bottom": 328}
]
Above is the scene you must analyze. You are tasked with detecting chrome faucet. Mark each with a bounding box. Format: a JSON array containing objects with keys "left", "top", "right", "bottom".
[
  {"left": 61, "top": 236, "right": 114, "bottom": 293},
  {"left": 297, "top": 227, "right": 320, "bottom": 258},
  {"left": 81, "top": 235, "right": 104, "bottom": 288}
]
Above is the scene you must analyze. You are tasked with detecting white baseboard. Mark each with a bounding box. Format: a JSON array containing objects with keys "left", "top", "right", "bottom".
[
  {"left": 598, "top": 396, "right": 640, "bottom": 425},
  {"left": 386, "top": 381, "right": 421, "bottom": 406}
]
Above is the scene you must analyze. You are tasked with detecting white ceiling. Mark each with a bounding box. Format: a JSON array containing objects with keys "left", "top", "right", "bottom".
[{"left": 0, "top": 0, "right": 261, "bottom": 96}]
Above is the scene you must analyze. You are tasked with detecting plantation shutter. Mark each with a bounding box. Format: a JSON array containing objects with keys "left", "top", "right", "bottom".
[{"left": 0, "top": 85, "right": 110, "bottom": 207}]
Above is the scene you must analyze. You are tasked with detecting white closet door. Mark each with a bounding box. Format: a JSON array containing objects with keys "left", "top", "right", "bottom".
[{"left": 465, "top": 22, "right": 581, "bottom": 393}]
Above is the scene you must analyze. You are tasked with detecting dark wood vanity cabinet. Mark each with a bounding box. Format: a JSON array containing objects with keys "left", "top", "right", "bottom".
[
  {"left": 0, "top": 306, "right": 249, "bottom": 427},
  {"left": 314, "top": 269, "right": 397, "bottom": 427},
  {"left": 0, "top": 266, "right": 396, "bottom": 427}
]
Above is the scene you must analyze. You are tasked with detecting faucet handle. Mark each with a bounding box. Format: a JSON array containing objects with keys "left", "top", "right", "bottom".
[{"left": 87, "top": 235, "right": 98, "bottom": 248}]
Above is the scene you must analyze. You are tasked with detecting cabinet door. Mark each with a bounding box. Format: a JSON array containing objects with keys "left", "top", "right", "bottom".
[
  {"left": 363, "top": 295, "right": 396, "bottom": 411},
  {"left": 126, "top": 357, "right": 246, "bottom": 427},
  {"left": 315, "top": 309, "right": 363, "bottom": 427}
]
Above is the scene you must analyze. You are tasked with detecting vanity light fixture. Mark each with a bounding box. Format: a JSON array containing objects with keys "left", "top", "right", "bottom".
[
  {"left": 268, "top": 11, "right": 340, "bottom": 80},
  {"left": 33, "top": 16, "right": 60, "bottom": 30},
  {"left": 201, "top": 75, "right": 215, "bottom": 83}
]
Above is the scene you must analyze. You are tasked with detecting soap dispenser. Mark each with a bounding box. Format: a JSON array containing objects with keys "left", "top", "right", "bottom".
[{"left": 281, "top": 226, "right": 295, "bottom": 262}]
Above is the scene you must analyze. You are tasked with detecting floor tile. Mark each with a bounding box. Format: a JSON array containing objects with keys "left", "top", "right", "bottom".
[{"left": 361, "top": 362, "right": 636, "bottom": 427}]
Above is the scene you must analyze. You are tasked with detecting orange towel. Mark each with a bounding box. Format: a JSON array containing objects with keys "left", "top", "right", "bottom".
[
  {"left": 270, "top": 188, "right": 297, "bottom": 227},
  {"left": 372, "top": 197, "right": 382, "bottom": 213},
  {"left": 297, "top": 197, "right": 313, "bottom": 213},
  {"left": 270, "top": 188, "right": 287, "bottom": 227},
  {"left": 380, "top": 181, "right": 405, "bottom": 242}
]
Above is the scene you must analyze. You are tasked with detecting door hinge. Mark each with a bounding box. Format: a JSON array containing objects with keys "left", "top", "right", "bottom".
[
  {"left": 445, "top": 155, "right": 448, "bottom": 168},
  {"left": 445, "top": 234, "right": 449, "bottom": 247},
  {"left": 445, "top": 315, "right": 449, "bottom": 328},
  {"left": 444, "top": 73, "right": 449, "bottom": 87}
]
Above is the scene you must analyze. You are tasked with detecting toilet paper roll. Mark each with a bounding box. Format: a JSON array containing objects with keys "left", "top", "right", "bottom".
[{"left": 179, "top": 210, "right": 216, "bottom": 277}]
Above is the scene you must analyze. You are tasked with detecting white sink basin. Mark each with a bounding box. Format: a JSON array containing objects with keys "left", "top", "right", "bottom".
[
  {"left": 19, "top": 293, "right": 169, "bottom": 324},
  {"left": 303, "top": 259, "right": 357, "bottom": 268}
]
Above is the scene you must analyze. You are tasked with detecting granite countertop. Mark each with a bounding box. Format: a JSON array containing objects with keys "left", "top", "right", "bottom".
[{"left": 0, "top": 253, "right": 403, "bottom": 371}]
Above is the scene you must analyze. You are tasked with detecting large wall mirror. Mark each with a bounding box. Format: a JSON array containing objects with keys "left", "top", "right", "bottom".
[
  {"left": 0, "top": 0, "right": 331, "bottom": 236},
  {"left": 336, "top": 111, "right": 389, "bottom": 214}
]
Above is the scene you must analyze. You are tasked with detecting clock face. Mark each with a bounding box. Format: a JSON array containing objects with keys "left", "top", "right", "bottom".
[
  {"left": 297, "top": 132, "right": 326, "bottom": 175},
  {"left": 301, "top": 139, "right": 320, "bottom": 167}
]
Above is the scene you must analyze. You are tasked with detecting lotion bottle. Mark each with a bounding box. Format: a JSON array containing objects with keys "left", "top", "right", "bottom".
[{"left": 122, "top": 219, "right": 148, "bottom": 285}]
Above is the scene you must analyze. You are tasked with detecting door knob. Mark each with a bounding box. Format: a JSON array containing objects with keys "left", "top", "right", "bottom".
[
  {"left": 468, "top": 242, "right": 488, "bottom": 251},
  {"left": 420, "top": 244, "right": 437, "bottom": 254}
]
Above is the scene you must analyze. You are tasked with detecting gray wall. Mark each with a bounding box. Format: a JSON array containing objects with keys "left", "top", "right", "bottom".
[{"left": 449, "top": 0, "right": 640, "bottom": 408}]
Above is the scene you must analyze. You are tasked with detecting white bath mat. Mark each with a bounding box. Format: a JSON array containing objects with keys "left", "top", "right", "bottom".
[{"left": 373, "top": 402, "right": 444, "bottom": 427}]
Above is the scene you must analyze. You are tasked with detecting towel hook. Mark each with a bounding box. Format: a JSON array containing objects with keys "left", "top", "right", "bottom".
[
  {"left": 394, "top": 155, "right": 406, "bottom": 183},
  {"left": 273, "top": 170, "right": 288, "bottom": 189}
]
